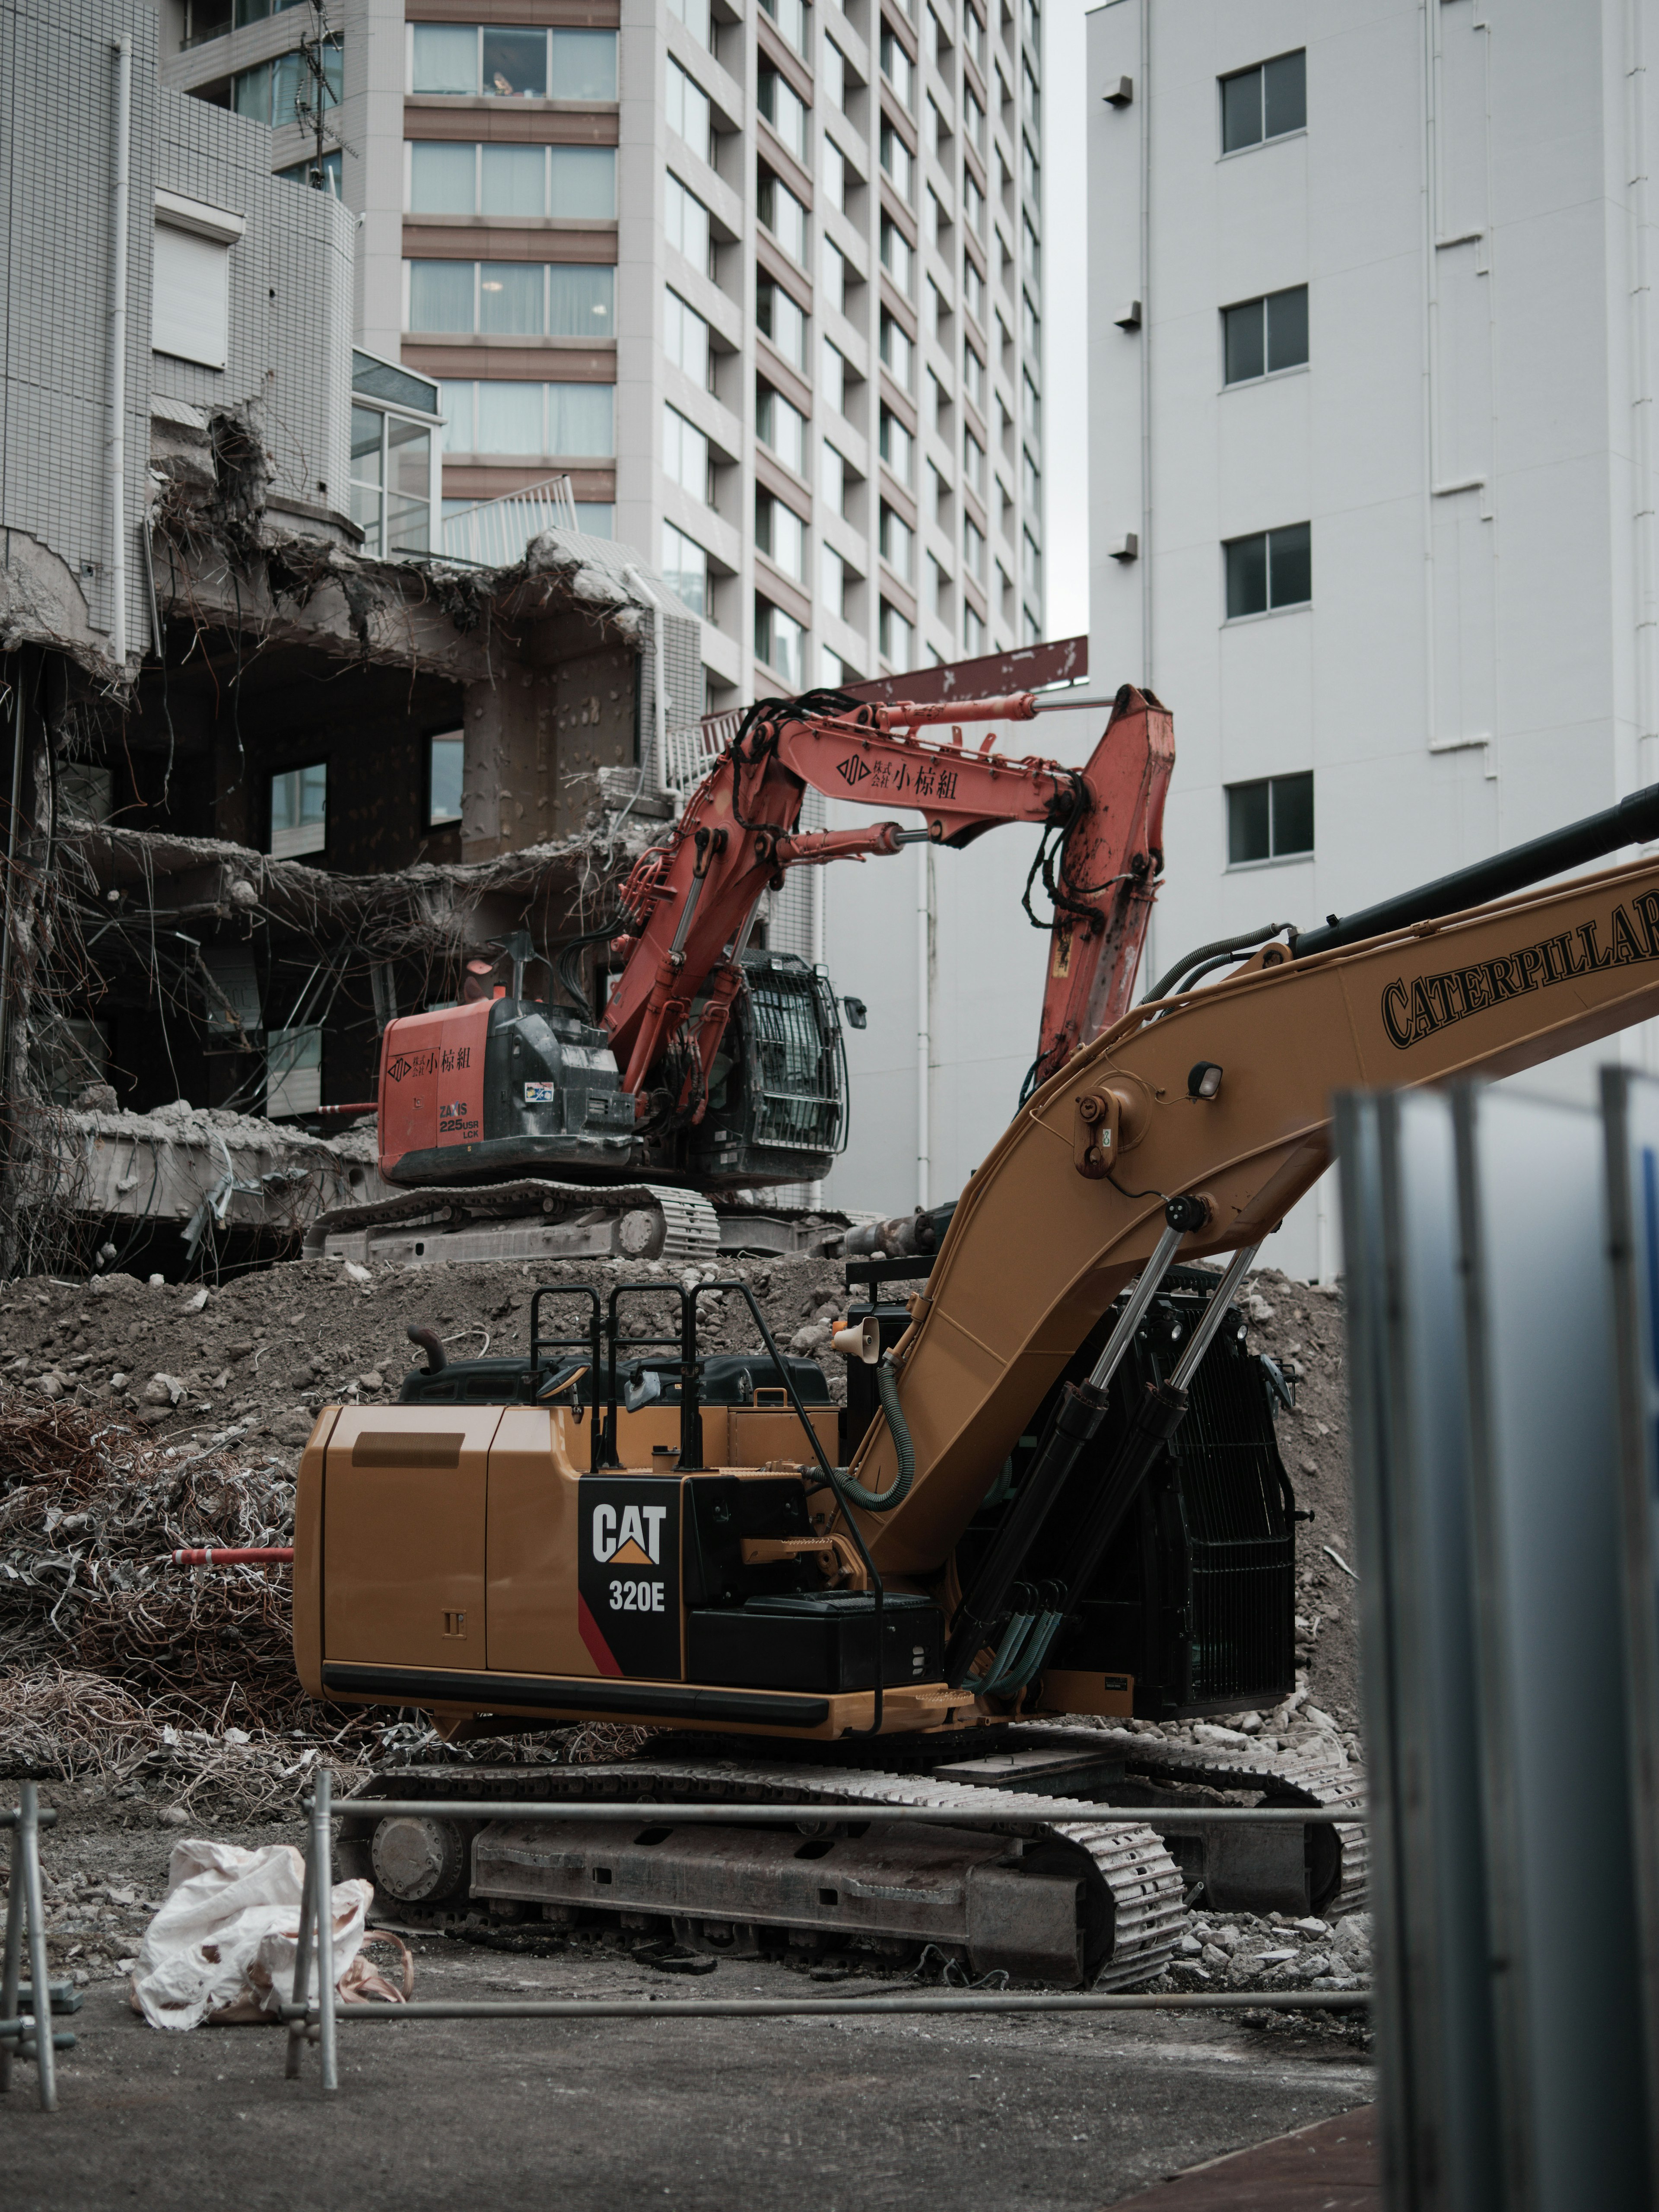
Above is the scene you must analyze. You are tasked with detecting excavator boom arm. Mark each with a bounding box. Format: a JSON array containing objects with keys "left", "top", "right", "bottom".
[
  {"left": 601, "top": 686, "right": 1173, "bottom": 1104},
  {"left": 847, "top": 842, "right": 1659, "bottom": 1575}
]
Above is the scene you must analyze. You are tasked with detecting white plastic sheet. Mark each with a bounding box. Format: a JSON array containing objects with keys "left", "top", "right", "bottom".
[{"left": 132, "top": 1837, "right": 381, "bottom": 2031}]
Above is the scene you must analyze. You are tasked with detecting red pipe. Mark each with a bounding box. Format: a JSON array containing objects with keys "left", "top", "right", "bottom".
[
  {"left": 865, "top": 693, "right": 1037, "bottom": 731},
  {"left": 168, "top": 1546, "right": 294, "bottom": 1567},
  {"left": 308, "top": 1103, "right": 377, "bottom": 1119}
]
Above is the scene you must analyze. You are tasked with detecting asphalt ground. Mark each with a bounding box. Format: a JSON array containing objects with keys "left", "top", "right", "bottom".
[{"left": 3, "top": 1934, "right": 1374, "bottom": 2212}]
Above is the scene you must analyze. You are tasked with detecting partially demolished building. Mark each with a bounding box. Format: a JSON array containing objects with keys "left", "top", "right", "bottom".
[{"left": 0, "top": 0, "right": 703, "bottom": 1272}]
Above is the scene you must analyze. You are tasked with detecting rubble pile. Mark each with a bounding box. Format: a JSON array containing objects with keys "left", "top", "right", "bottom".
[{"left": 1159, "top": 1908, "right": 1372, "bottom": 1996}]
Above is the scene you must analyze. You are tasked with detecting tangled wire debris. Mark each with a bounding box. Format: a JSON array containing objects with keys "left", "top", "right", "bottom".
[{"left": 0, "top": 1393, "right": 647, "bottom": 1813}]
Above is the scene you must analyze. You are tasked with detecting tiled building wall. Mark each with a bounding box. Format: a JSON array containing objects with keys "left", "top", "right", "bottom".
[{"left": 0, "top": 0, "right": 159, "bottom": 661}]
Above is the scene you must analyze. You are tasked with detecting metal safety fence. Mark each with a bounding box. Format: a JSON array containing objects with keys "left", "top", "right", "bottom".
[
  {"left": 280, "top": 1769, "right": 1371, "bottom": 2095},
  {"left": 2, "top": 1782, "right": 69, "bottom": 2113}
]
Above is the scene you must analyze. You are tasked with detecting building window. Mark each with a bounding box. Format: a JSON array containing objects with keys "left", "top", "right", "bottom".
[
  {"left": 964, "top": 168, "right": 984, "bottom": 237},
  {"left": 821, "top": 336, "right": 847, "bottom": 414},
  {"left": 1226, "top": 772, "right": 1314, "bottom": 865},
  {"left": 351, "top": 397, "right": 436, "bottom": 555},
  {"left": 880, "top": 121, "right": 914, "bottom": 201},
  {"left": 665, "top": 288, "right": 713, "bottom": 387},
  {"left": 820, "top": 440, "right": 849, "bottom": 514},
  {"left": 879, "top": 407, "right": 914, "bottom": 487},
  {"left": 669, "top": 0, "right": 713, "bottom": 53},
  {"left": 880, "top": 216, "right": 914, "bottom": 296},
  {"left": 232, "top": 42, "right": 342, "bottom": 129},
  {"left": 662, "top": 521, "right": 710, "bottom": 617},
  {"left": 1021, "top": 134, "right": 1039, "bottom": 201},
  {"left": 1224, "top": 522, "right": 1311, "bottom": 618},
  {"left": 880, "top": 25, "right": 915, "bottom": 107},
  {"left": 667, "top": 58, "right": 714, "bottom": 162},
  {"left": 963, "top": 343, "right": 985, "bottom": 413},
  {"left": 1022, "top": 54, "right": 1040, "bottom": 129},
  {"left": 822, "top": 238, "right": 849, "bottom": 314},
  {"left": 964, "top": 513, "right": 985, "bottom": 581},
  {"left": 1222, "top": 285, "right": 1308, "bottom": 385},
  {"left": 1220, "top": 50, "right": 1306, "bottom": 154},
  {"left": 429, "top": 734, "right": 464, "bottom": 826},
  {"left": 879, "top": 312, "right": 914, "bottom": 391},
  {"left": 756, "top": 277, "right": 809, "bottom": 371},
  {"left": 1022, "top": 527, "right": 1041, "bottom": 600},
  {"left": 270, "top": 763, "right": 327, "bottom": 860},
  {"left": 1022, "top": 446, "right": 1039, "bottom": 509},
  {"left": 963, "top": 600, "right": 985, "bottom": 656},
  {"left": 666, "top": 175, "right": 714, "bottom": 276},
  {"left": 879, "top": 502, "right": 914, "bottom": 584},
  {"left": 879, "top": 598, "right": 913, "bottom": 667},
  {"left": 663, "top": 404, "right": 712, "bottom": 499},
  {"left": 758, "top": 67, "right": 809, "bottom": 163},
  {"left": 440, "top": 381, "right": 615, "bottom": 458},
  {"left": 756, "top": 489, "right": 807, "bottom": 581},
  {"left": 407, "top": 261, "right": 614, "bottom": 337},
  {"left": 824, "top": 38, "right": 848, "bottom": 111},
  {"left": 755, "top": 597, "right": 806, "bottom": 684},
  {"left": 277, "top": 149, "right": 343, "bottom": 196},
  {"left": 820, "top": 542, "right": 849, "bottom": 618},
  {"left": 267, "top": 1026, "right": 322, "bottom": 1119},
  {"left": 963, "top": 254, "right": 984, "bottom": 327},
  {"left": 152, "top": 199, "right": 238, "bottom": 370},
  {"left": 410, "top": 24, "right": 617, "bottom": 100},
  {"left": 415, "top": 141, "right": 623, "bottom": 218},
  {"left": 756, "top": 382, "right": 808, "bottom": 474},
  {"left": 1022, "top": 369, "right": 1040, "bottom": 439},
  {"left": 759, "top": 0, "right": 810, "bottom": 61},
  {"left": 758, "top": 168, "right": 809, "bottom": 265}
]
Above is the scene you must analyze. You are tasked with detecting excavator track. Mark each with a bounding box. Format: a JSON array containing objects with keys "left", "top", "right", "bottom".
[
  {"left": 306, "top": 1178, "right": 722, "bottom": 1269},
  {"left": 338, "top": 1756, "right": 1188, "bottom": 1990}
]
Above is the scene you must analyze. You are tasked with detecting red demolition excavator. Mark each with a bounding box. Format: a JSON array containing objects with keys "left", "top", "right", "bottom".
[{"left": 310, "top": 684, "right": 1174, "bottom": 1268}]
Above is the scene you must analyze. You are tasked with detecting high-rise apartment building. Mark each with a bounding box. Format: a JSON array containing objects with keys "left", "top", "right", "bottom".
[
  {"left": 153, "top": 0, "right": 1047, "bottom": 716},
  {"left": 1062, "top": 1, "right": 1659, "bottom": 1278}
]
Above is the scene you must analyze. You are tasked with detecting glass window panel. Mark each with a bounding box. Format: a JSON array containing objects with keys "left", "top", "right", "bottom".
[
  {"left": 551, "top": 28, "right": 617, "bottom": 99},
  {"left": 880, "top": 26, "right": 913, "bottom": 105},
  {"left": 667, "top": 175, "right": 712, "bottom": 270},
  {"left": 759, "top": 0, "right": 809, "bottom": 59},
  {"left": 880, "top": 122, "right": 913, "bottom": 199},
  {"left": 964, "top": 168, "right": 984, "bottom": 235},
  {"left": 1220, "top": 64, "right": 1261, "bottom": 153},
  {"left": 669, "top": 0, "right": 713, "bottom": 51},
  {"left": 756, "top": 597, "right": 805, "bottom": 683},
  {"left": 880, "top": 217, "right": 913, "bottom": 294},
  {"left": 880, "top": 503, "right": 913, "bottom": 583},
  {"left": 475, "top": 381, "right": 545, "bottom": 451},
  {"left": 1268, "top": 521, "right": 1311, "bottom": 607},
  {"left": 668, "top": 58, "right": 713, "bottom": 160},
  {"left": 387, "top": 419, "right": 431, "bottom": 553},
  {"left": 412, "top": 24, "right": 477, "bottom": 94},
  {"left": 1223, "top": 297, "right": 1265, "bottom": 385},
  {"left": 429, "top": 735, "right": 464, "bottom": 824},
  {"left": 479, "top": 261, "right": 543, "bottom": 334},
  {"left": 1266, "top": 283, "right": 1309, "bottom": 372},
  {"left": 963, "top": 514, "right": 985, "bottom": 579},
  {"left": 759, "top": 69, "right": 809, "bottom": 163},
  {"left": 880, "top": 313, "right": 913, "bottom": 390},
  {"left": 662, "top": 521, "right": 709, "bottom": 617},
  {"left": 1264, "top": 49, "right": 1306, "bottom": 138},
  {"left": 758, "top": 170, "right": 809, "bottom": 263},
  {"left": 1227, "top": 779, "right": 1271, "bottom": 864},
  {"left": 480, "top": 143, "right": 544, "bottom": 216},
  {"left": 820, "top": 335, "right": 845, "bottom": 413},
  {"left": 549, "top": 145, "right": 617, "bottom": 217},
  {"left": 408, "top": 260, "right": 476, "bottom": 332},
  {"left": 547, "top": 263, "right": 613, "bottom": 336},
  {"left": 483, "top": 27, "right": 547, "bottom": 97},
  {"left": 664, "top": 403, "right": 709, "bottom": 495},
  {"left": 575, "top": 502, "right": 614, "bottom": 534},
  {"left": 1225, "top": 532, "right": 1268, "bottom": 618},
  {"left": 232, "top": 59, "right": 270, "bottom": 119},
  {"left": 550, "top": 383, "right": 614, "bottom": 455},
  {"left": 879, "top": 599, "right": 912, "bottom": 667},
  {"left": 822, "top": 238, "right": 847, "bottom": 313},
  {"left": 880, "top": 407, "right": 913, "bottom": 486},
  {"left": 438, "top": 381, "right": 474, "bottom": 451},
  {"left": 756, "top": 385, "right": 807, "bottom": 474},
  {"left": 410, "top": 140, "right": 477, "bottom": 215},
  {"left": 1271, "top": 771, "right": 1314, "bottom": 856},
  {"left": 756, "top": 278, "right": 808, "bottom": 370},
  {"left": 666, "top": 288, "right": 712, "bottom": 383},
  {"left": 824, "top": 38, "right": 846, "bottom": 110},
  {"left": 350, "top": 404, "right": 384, "bottom": 483},
  {"left": 820, "top": 440, "right": 847, "bottom": 512}
]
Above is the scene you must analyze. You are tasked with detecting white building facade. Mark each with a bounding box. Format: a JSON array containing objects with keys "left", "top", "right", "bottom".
[
  {"left": 1064, "top": 0, "right": 1659, "bottom": 1278},
  {"left": 153, "top": 0, "right": 1048, "bottom": 722}
]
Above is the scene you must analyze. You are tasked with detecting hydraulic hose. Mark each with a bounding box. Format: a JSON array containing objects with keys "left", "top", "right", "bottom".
[
  {"left": 1139, "top": 923, "right": 1294, "bottom": 1006},
  {"left": 834, "top": 1354, "right": 915, "bottom": 1512}
]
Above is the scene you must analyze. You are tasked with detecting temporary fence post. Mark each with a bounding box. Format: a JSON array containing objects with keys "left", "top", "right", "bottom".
[
  {"left": 284, "top": 1795, "right": 318, "bottom": 2082},
  {"left": 314, "top": 1767, "right": 337, "bottom": 2093},
  {"left": 0, "top": 1809, "right": 22, "bottom": 2095},
  {"left": 19, "top": 1783, "right": 56, "bottom": 2112}
]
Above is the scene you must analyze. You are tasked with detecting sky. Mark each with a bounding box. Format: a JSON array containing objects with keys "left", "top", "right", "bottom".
[{"left": 1042, "top": 0, "right": 1091, "bottom": 641}]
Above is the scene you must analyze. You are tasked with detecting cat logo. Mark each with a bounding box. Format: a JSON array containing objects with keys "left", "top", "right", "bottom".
[{"left": 591, "top": 1501, "right": 667, "bottom": 1567}]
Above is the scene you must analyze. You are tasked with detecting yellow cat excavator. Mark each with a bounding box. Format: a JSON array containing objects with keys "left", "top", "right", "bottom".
[{"left": 292, "top": 774, "right": 1659, "bottom": 1987}]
